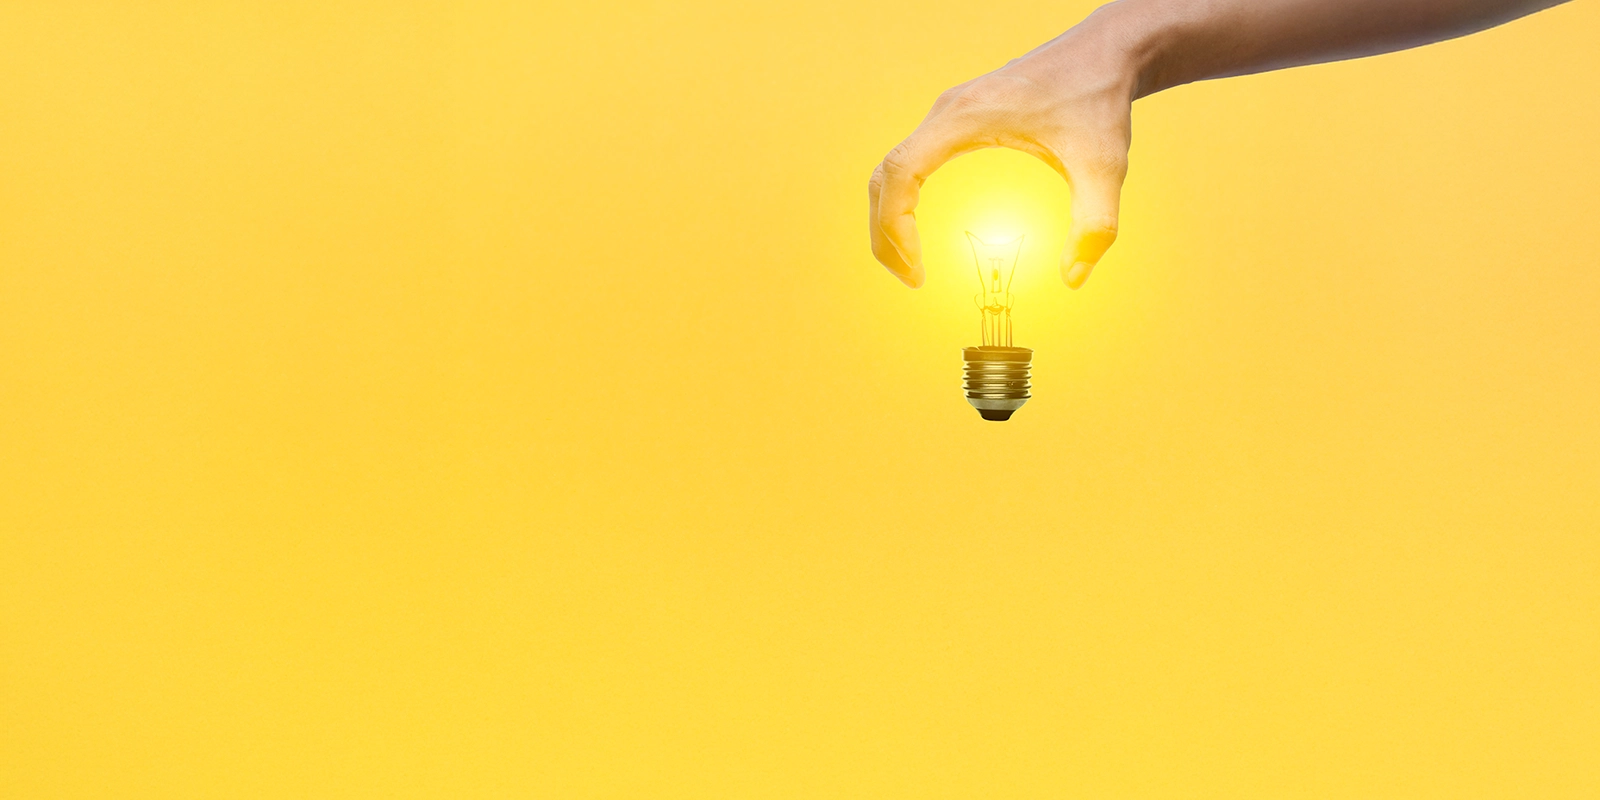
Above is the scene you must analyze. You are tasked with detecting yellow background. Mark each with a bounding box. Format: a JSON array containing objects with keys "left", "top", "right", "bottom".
[{"left": 3, "top": 2, "right": 1598, "bottom": 797}]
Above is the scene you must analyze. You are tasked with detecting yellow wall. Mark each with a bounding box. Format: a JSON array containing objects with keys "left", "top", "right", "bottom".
[{"left": 3, "top": 2, "right": 1598, "bottom": 796}]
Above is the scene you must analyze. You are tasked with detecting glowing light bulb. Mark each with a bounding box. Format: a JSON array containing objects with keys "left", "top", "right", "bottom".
[{"left": 962, "top": 231, "right": 1033, "bottom": 422}]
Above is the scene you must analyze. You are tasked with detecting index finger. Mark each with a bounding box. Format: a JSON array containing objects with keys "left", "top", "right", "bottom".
[{"left": 873, "top": 123, "right": 974, "bottom": 279}]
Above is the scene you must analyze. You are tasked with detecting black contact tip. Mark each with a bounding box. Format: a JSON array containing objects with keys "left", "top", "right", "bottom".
[{"left": 978, "top": 409, "right": 1014, "bottom": 422}]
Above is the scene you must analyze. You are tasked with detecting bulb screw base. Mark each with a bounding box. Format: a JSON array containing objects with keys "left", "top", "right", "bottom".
[{"left": 963, "top": 346, "right": 1032, "bottom": 422}]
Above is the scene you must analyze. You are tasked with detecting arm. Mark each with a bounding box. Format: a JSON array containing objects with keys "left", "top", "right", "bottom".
[{"left": 868, "top": 0, "right": 1571, "bottom": 290}]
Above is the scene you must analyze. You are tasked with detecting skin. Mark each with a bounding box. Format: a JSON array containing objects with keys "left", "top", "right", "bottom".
[{"left": 869, "top": 0, "right": 1572, "bottom": 290}]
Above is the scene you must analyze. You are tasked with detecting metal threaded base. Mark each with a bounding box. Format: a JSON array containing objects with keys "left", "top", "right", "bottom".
[{"left": 963, "top": 346, "right": 1032, "bottom": 422}]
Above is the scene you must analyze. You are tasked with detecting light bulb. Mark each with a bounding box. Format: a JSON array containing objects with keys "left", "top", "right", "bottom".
[{"left": 962, "top": 232, "right": 1033, "bottom": 422}]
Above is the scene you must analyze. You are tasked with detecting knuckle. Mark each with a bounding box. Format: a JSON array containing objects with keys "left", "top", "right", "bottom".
[
  {"left": 1086, "top": 215, "right": 1120, "bottom": 235},
  {"left": 952, "top": 74, "right": 1043, "bottom": 116},
  {"left": 1075, "top": 214, "right": 1119, "bottom": 240},
  {"left": 934, "top": 87, "right": 964, "bottom": 107},
  {"left": 878, "top": 206, "right": 906, "bottom": 233},
  {"left": 1081, "top": 141, "right": 1130, "bottom": 178},
  {"left": 954, "top": 80, "right": 1014, "bottom": 110},
  {"left": 1084, "top": 208, "right": 1120, "bottom": 229},
  {"left": 881, "top": 143, "right": 915, "bottom": 178},
  {"left": 867, "top": 164, "right": 885, "bottom": 193},
  {"left": 943, "top": 87, "right": 996, "bottom": 117}
]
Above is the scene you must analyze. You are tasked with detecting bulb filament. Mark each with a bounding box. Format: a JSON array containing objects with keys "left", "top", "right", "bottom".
[{"left": 967, "top": 232, "right": 1022, "bottom": 348}]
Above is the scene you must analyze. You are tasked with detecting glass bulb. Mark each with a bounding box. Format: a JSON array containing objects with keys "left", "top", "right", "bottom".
[{"left": 966, "top": 232, "right": 1022, "bottom": 347}]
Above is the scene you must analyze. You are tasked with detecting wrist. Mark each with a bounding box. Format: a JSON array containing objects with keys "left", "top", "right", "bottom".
[{"left": 1078, "top": 0, "right": 1202, "bottom": 99}]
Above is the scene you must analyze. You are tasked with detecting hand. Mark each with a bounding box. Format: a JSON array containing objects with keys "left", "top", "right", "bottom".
[
  {"left": 868, "top": 0, "right": 1569, "bottom": 291},
  {"left": 868, "top": 13, "right": 1137, "bottom": 290}
]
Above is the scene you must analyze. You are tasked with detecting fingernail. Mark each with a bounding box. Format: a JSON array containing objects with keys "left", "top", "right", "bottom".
[
  {"left": 1065, "top": 261, "right": 1092, "bottom": 289},
  {"left": 890, "top": 264, "right": 924, "bottom": 288}
]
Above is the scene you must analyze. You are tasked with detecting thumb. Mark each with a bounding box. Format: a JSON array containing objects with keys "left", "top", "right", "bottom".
[{"left": 1061, "top": 169, "right": 1123, "bottom": 290}]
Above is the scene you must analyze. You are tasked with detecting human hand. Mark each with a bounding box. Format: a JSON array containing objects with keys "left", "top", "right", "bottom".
[
  {"left": 869, "top": 0, "right": 1571, "bottom": 291},
  {"left": 868, "top": 12, "right": 1137, "bottom": 290}
]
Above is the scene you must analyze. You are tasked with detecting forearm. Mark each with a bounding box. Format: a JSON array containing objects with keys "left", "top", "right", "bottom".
[{"left": 1079, "top": 0, "right": 1571, "bottom": 98}]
